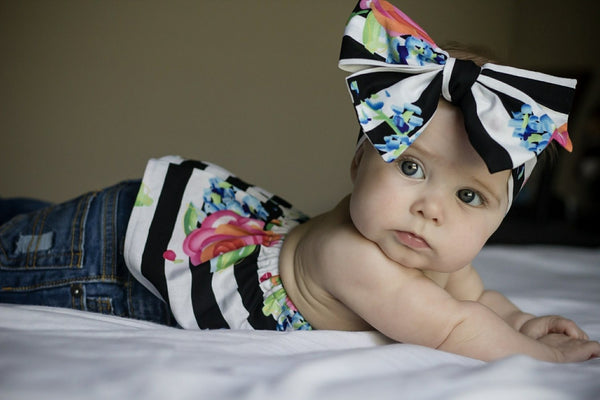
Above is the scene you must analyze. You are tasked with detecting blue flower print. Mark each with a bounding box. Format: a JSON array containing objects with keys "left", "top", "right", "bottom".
[
  {"left": 390, "top": 35, "right": 447, "bottom": 66},
  {"left": 373, "top": 103, "right": 424, "bottom": 162},
  {"left": 365, "top": 97, "right": 385, "bottom": 111},
  {"left": 200, "top": 177, "right": 270, "bottom": 221},
  {"left": 509, "top": 104, "right": 555, "bottom": 154},
  {"left": 350, "top": 80, "right": 360, "bottom": 97},
  {"left": 391, "top": 103, "right": 423, "bottom": 133}
]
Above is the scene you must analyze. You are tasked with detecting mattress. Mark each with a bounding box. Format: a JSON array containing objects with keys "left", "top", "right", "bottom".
[{"left": 1, "top": 245, "right": 599, "bottom": 400}]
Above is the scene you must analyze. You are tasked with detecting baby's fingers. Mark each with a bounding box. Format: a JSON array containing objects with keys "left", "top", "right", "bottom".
[
  {"left": 549, "top": 317, "right": 588, "bottom": 340},
  {"left": 520, "top": 316, "right": 588, "bottom": 339},
  {"left": 540, "top": 334, "right": 600, "bottom": 362}
]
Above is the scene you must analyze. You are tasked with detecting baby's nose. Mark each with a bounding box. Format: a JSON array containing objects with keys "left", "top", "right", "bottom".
[{"left": 410, "top": 194, "right": 445, "bottom": 225}]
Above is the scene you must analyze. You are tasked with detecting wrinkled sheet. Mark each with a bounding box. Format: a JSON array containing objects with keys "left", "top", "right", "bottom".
[{"left": 1, "top": 245, "right": 599, "bottom": 400}]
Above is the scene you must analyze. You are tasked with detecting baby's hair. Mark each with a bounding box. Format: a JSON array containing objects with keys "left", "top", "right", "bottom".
[{"left": 442, "top": 41, "right": 499, "bottom": 66}]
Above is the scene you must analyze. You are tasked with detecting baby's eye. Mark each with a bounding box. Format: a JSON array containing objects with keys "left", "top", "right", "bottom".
[
  {"left": 399, "top": 160, "right": 425, "bottom": 179},
  {"left": 457, "top": 189, "right": 484, "bottom": 206}
]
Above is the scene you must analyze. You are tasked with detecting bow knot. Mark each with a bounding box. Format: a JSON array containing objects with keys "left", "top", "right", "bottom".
[{"left": 442, "top": 58, "right": 481, "bottom": 105}]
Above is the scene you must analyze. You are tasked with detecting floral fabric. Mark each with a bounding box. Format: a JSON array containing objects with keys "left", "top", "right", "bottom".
[{"left": 124, "top": 156, "right": 311, "bottom": 331}]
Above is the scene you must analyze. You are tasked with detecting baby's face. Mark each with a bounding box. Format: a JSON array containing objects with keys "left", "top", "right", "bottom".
[{"left": 349, "top": 100, "right": 510, "bottom": 273}]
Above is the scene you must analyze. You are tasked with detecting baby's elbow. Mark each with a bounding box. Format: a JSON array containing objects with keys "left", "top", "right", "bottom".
[{"left": 434, "top": 301, "right": 483, "bottom": 350}]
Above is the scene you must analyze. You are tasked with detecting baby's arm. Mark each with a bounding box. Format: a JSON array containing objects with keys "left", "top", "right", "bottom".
[
  {"left": 325, "top": 241, "right": 600, "bottom": 362},
  {"left": 447, "top": 265, "right": 589, "bottom": 340},
  {"left": 479, "top": 290, "right": 589, "bottom": 339}
]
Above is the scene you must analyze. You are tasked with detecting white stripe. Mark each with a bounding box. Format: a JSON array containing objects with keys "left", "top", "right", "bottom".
[
  {"left": 506, "top": 174, "right": 514, "bottom": 213},
  {"left": 478, "top": 75, "right": 541, "bottom": 109},
  {"left": 339, "top": 16, "right": 384, "bottom": 73},
  {"left": 203, "top": 163, "right": 232, "bottom": 180},
  {"left": 477, "top": 74, "right": 570, "bottom": 127},
  {"left": 163, "top": 168, "right": 215, "bottom": 329},
  {"left": 471, "top": 83, "right": 533, "bottom": 168},
  {"left": 441, "top": 57, "right": 455, "bottom": 102},
  {"left": 124, "top": 157, "right": 178, "bottom": 301},
  {"left": 346, "top": 64, "right": 441, "bottom": 79},
  {"left": 211, "top": 264, "right": 253, "bottom": 330},
  {"left": 354, "top": 69, "right": 439, "bottom": 132},
  {"left": 245, "top": 186, "right": 272, "bottom": 202},
  {"left": 344, "top": 13, "right": 366, "bottom": 47},
  {"left": 523, "top": 157, "right": 537, "bottom": 184},
  {"left": 483, "top": 63, "right": 577, "bottom": 88}
]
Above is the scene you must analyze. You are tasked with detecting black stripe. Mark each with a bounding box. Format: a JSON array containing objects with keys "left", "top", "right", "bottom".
[
  {"left": 180, "top": 159, "right": 209, "bottom": 170},
  {"left": 233, "top": 247, "right": 277, "bottom": 330},
  {"left": 339, "top": 35, "right": 386, "bottom": 66},
  {"left": 448, "top": 59, "right": 480, "bottom": 104},
  {"left": 226, "top": 175, "right": 250, "bottom": 191},
  {"left": 262, "top": 200, "right": 283, "bottom": 222},
  {"left": 140, "top": 163, "right": 193, "bottom": 304},
  {"left": 413, "top": 73, "right": 444, "bottom": 125},
  {"left": 270, "top": 195, "right": 291, "bottom": 209},
  {"left": 511, "top": 164, "right": 527, "bottom": 200},
  {"left": 481, "top": 84, "right": 525, "bottom": 118},
  {"left": 190, "top": 260, "right": 229, "bottom": 329},
  {"left": 481, "top": 69, "right": 575, "bottom": 114},
  {"left": 459, "top": 91, "right": 514, "bottom": 173},
  {"left": 347, "top": 70, "right": 418, "bottom": 105}
]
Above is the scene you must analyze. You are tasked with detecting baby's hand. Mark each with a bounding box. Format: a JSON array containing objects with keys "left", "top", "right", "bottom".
[
  {"left": 538, "top": 333, "right": 600, "bottom": 362},
  {"left": 520, "top": 315, "right": 588, "bottom": 340}
]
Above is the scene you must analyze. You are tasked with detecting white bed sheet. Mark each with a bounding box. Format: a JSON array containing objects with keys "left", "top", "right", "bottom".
[{"left": 1, "top": 245, "right": 599, "bottom": 400}]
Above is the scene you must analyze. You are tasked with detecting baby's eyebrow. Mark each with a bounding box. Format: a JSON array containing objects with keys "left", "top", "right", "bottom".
[
  {"left": 406, "top": 141, "right": 437, "bottom": 160},
  {"left": 472, "top": 175, "right": 503, "bottom": 204}
]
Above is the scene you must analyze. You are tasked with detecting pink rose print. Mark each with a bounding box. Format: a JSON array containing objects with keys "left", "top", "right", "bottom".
[{"left": 183, "top": 210, "right": 281, "bottom": 266}]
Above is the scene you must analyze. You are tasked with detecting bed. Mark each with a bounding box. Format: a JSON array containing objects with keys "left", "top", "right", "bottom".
[{"left": 1, "top": 244, "right": 599, "bottom": 399}]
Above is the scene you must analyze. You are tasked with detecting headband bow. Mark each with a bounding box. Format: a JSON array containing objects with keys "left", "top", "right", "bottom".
[{"left": 339, "top": 0, "right": 576, "bottom": 201}]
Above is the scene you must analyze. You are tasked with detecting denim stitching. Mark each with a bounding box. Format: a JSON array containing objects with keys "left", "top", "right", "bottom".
[
  {"left": 0, "top": 216, "right": 23, "bottom": 263},
  {"left": 0, "top": 214, "right": 85, "bottom": 268},
  {"left": 101, "top": 189, "right": 108, "bottom": 277},
  {"left": 30, "top": 205, "right": 52, "bottom": 267},
  {"left": 88, "top": 297, "right": 113, "bottom": 315},
  {"left": 127, "top": 271, "right": 135, "bottom": 318},
  {"left": 29, "top": 196, "right": 89, "bottom": 269},
  {"left": 25, "top": 207, "right": 43, "bottom": 267},
  {"left": 110, "top": 184, "right": 119, "bottom": 277},
  {"left": 71, "top": 193, "right": 87, "bottom": 268},
  {"left": 1, "top": 275, "right": 126, "bottom": 292}
]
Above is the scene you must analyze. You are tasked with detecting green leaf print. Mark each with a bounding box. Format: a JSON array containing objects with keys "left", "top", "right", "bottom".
[
  {"left": 363, "top": 12, "right": 387, "bottom": 54},
  {"left": 134, "top": 183, "right": 154, "bottom": 207},
  {"left": 214, "top": 245, "right": 256, "bottom": 272},
  {"left": 183, "top": 202, "right": 199, "bottom": 235}
]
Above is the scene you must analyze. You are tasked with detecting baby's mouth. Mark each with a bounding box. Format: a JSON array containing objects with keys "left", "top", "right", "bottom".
[{"left": 395, "top": 231, "right": 430, "bottom": 249}]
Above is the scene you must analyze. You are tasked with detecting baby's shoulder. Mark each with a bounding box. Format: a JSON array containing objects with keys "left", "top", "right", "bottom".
[
  {"left": 306, "top": 207, "right": 380, "bottom": 262},
  {"left": 302, "top": 208, "right": 412, "bottom": 282}
]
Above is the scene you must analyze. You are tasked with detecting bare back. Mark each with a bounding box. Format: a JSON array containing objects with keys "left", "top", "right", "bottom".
[{"left": 279, "top": 196, "right": 373, "bottom": 331}]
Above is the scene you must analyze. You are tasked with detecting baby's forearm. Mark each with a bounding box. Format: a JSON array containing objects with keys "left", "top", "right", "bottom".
[
  {"left": 477, "top": 290, "right": 534, "bottom": 330},
  {"left": 437, "top": 301, "right": 557, "bottom": 362}
]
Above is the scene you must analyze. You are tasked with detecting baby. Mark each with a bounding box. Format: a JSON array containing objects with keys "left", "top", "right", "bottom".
[{"left": 1, "top": 0, "right": 599, "bottom": 363}]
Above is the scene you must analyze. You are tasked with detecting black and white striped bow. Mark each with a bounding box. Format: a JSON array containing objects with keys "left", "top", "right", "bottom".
[{"left": 339, "top": 0, "right": 575, "bottom": 199}]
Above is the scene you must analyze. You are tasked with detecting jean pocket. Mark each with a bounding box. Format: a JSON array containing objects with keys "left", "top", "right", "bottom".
[
  {"left": 0, "top": 192, "right": 94, "bottom": 270},
  {"left": 85, "top": 296, "right": 114, "bottom": 315}
]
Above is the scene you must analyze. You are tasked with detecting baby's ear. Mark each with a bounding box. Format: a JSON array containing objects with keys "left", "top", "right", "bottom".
[{"left": 350, "top": 142, "right": 366, "bottom": 183}]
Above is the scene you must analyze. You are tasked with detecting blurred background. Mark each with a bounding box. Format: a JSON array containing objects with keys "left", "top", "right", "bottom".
[{"left": 1, "top": 0, "right": 598, "bottom": 245}]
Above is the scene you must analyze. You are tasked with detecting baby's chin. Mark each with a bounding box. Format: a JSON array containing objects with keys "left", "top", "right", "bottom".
[
  {"left": 378, "top": 244, "right": 438, "bottom": 272},
  {"left": 391, "top": 251, "right": 470, "bottom": 274}
]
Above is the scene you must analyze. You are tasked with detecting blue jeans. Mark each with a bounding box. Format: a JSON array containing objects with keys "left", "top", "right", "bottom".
[{"left": 0, "top": 181, "right": 176, "bottom": 326}]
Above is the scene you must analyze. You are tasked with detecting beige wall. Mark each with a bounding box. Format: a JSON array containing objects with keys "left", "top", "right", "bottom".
[{"left": 1, "top": 0, "right": 597, "bottom": 216}]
